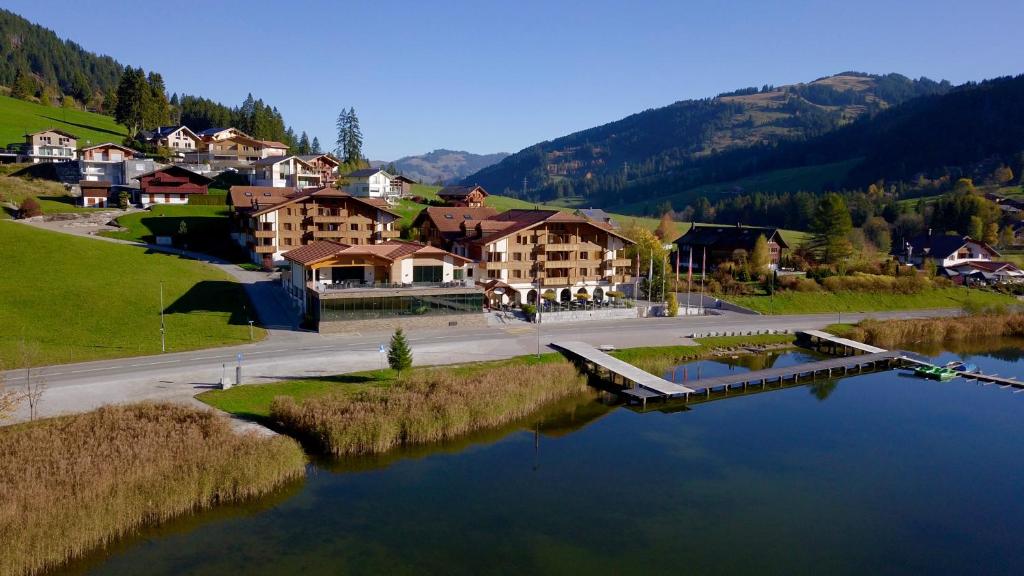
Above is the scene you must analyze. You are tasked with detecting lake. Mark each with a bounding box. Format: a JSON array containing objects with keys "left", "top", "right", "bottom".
[{"left": 56, "top": 342, "right": 1024, "bottom": 575}]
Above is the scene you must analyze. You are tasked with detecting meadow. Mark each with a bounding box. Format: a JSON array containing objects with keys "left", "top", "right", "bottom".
[
  {"left": 0, "top": 403, "right": 305, "bottom": 576},
  {"left": 0, "top": 94, "right": 127, "bottom": 148},
  {"left": 725, "top": 286, "right": 1018, "bottom": 315},
  {"left": 0, "top": 222, "right": 264, "bottom": 368}
]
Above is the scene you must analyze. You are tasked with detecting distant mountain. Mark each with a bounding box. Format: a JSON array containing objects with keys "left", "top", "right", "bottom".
[
  {"left": 462, "top": 72, "right": 953, "bottom": 204},
  {"left": 378, "top": 149, "right": 509, "bottom": 184}
]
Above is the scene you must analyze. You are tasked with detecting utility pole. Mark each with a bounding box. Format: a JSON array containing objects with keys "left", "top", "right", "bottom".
[{"left": 159, "top": 281, "right": 166, "bottom": 353}]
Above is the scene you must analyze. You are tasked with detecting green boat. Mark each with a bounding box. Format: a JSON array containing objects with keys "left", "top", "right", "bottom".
[{"left": 913, "top": 365, "right": 958, "bottom": 381}]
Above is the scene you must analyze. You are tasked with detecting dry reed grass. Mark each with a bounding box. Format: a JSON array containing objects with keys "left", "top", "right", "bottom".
[
  {"left": 849, "top": 314, "right": 1024, "bottom": 348},
  {"left": 0, "top": 403, "right": 306, "bottom": 576},
  {"left": 270, "top": 360, "right": 588, "bottom": 456}
]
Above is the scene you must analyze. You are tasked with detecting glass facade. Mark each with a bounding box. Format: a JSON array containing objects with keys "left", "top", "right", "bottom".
[
  {"left": 318, "top": 292, "right": 484, "bottom": 322},
  {"left": 412, "top": 265, "right": 443, "bottom": 283}
]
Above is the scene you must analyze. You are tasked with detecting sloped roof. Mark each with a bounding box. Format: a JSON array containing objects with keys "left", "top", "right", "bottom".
[
  {"left": 438, "top": 185, "right": 488, "bottom": 199},
  {"left": 228, "top": 186, "right": 295, "bottom": 208},
  {"left": 413, "top": 206, "right": 500, "bottom": 234},
  {"left": 260, "top": 140, "right": 289, "bottom": 149},
  {"left": 676, "top": 224, "right": 788, "bottom": 251},
  {"left": 899, "top": 234, "right": 1000, "bottom": 259},
  {"left": 346, "top": 168, "right": 388, "bottom": 178},
  {"left": 297, "top": 154, "right": 340, "bottom": 166},
  {"left": 252, "top": 155, "right": 313, "bottom": 167},
  {"left": 27, "top": 128, "right": 77, "bottom": 139},
  {"left": 133, "top": 164, "right": 214, "bottom": 184},
  {"left": 231, "top": 185, "right": 401, "bottom": 217},
  {"left": 461, "top": 209, "right": 634, "bottom": 247},
  {"left": 80, "top": 142, "right": 139, "bottom": 155},
  {"left": 283, "top": 240, "right": 471, "bottom": 266}
]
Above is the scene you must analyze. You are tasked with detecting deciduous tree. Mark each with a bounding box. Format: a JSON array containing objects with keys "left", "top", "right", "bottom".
[{"left": 750, "top": 234, "right": 770, "bottom": 275}]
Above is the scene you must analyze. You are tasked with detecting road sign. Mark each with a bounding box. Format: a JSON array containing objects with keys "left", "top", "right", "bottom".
[
  {"left": 236, "top": 353, "right": 243, "bottom": 363},
  {"left": 379, "top": 344, "right": 386, "bottom": 354}
]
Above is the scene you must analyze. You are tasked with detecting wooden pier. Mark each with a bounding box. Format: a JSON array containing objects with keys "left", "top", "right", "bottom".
[
  {"left": 551, "top": 341, "right": 693, "bottom": 406},
  {"left": 554, "top": 330, "right": 1021, "bottom": 408}
]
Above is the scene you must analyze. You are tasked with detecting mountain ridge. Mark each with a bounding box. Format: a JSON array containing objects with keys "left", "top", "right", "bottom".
[{"left": 374, "top": 149, "right": 509, "bottom": 184}]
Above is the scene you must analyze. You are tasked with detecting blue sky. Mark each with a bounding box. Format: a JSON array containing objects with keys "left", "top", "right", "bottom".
[{"left": 6, "top": 0, "right": 1023, "bottom": 159}]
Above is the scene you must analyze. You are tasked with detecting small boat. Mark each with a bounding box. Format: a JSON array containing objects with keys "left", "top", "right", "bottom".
[
  {"left": 913, "top": 365, "right": 958, "bottom": 381},
  {"left": 945, "top": 361, "right": 978, "bottom": 373}
]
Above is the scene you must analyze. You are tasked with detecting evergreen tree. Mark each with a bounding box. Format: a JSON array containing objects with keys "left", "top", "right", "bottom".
[
  {"left": 311, "top": 136, "right": 322, "bottom": 154},
  {"left": 11, "top": 67, "right": 35, "bottom": 100},
  {"left": 70, "top": 70, "right": 91, "bottom": 102},
  {"left": 115, "top": 67, "right": 149, "bottom": 136},
  {"left": 102, "top": 87, "right": 117, "bottom": 116},
  {"left": 343, "top": 106, "right": 363, "bottom": 164},
  {"left": 335, "top": 108, "right": 349, "bottom": 158},
  {"left": 810, "top": 193, "right": 853, "bottom": 263},
  {"left": 297, "top": 132, "right": 311, "bottom": 155},
  {"left": 968, "top": 215, "right": 984, "bottom": 240},
  {"left": 145, "top": 72, "right": 170, "bottom": 128},
  {"left": 387, "top": 328, "right": 413, "bottom": 375}
]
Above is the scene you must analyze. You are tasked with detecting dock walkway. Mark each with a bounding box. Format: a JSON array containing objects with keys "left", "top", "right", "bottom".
[
  {"left": 551, "top": 341, "right": 694, "bottom": 401},
  {"left": 798, "top": 330, "right": 887, "bottom": 354}
]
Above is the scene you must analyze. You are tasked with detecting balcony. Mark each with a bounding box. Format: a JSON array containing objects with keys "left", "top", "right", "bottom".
[
  {"left": 542, "top": 276, "right": 574, "bottom": 286},
  {"left": 376, "top": 229, "right": 400, "bottom": 240},
  {"left": 313, "top": 229, "right": 345, "bottom": 239},
  {"left": 253, "top": 229, "right": 275, "bottom": 238},
  {"left": 253, "top": 244, "right": 276, "bottom": 254},
  {"left": 544, "top": 243, "right": 577, "bottom": 252},
  {"left": 313, "top": 214, "right": 348, "bottom": 223},
  {"left": 605, "top": 258, "right": 632, "bottom": 267}
]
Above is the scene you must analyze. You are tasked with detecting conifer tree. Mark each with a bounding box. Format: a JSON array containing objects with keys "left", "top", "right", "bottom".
[
  {"left": 810, "top": 193, "right": 853, "bottom": 264},
  {"left": 11, "top": 68, "right": 35, "bottom": 100},
  {"left": 311, "top": 137, "right": 322, "bottom": 154},
  {"left": 387, "top": 328, "right": 413, "bottom": 375},
  {"left": 297, "top": 132, "right": 311, "bottom": 155}
]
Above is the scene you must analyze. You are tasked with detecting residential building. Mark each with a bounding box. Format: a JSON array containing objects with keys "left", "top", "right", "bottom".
[
  {"left": 281, "top": 240, "right": 482, "bottom": 331},
  {"left": 79, "top": 143, "right": 143, "bottom": 185},
  {"left": 419, "top": 208, "right": 635, "bottom": 307},
  {"left": 21, "top": 129, "right": 77, "bottom": 163},
  {"left": 228, "top": 185, "right": 401, "bottom": 268},
  {"left": 895, "top": 234, "right": 1000, "bottom": 268},
  {"left": 188, "top": 128, "right": 288, "bottom": 166},
  {"left": 392, "top": 174, "right": 416, "bottom": 195},
  {"left": 437, "top": 185, "right": 488, "bottom": 207},
  {"left": 135, "top": 165, "right": 213, "bottom": 207},
  {"left": 946, "top": 260, "right": 1024, "bottom": 285},
  {"left": 252, "top": 155, "right": 322, "bottom": 188},
  {"left": 342, "top": 168, "right": 402, "bottom": 201},
  {"left": 297, "top": 154, "right": 341, "bottom": 185},
  {"left": 135, "top": 126, "right": 201, "bottom": 157},
  {"left": 674, "top": 224, "right": 789, "bottom": 271},
  {"left": 412, "top": 206, "right": 500, "bottom": 249}
]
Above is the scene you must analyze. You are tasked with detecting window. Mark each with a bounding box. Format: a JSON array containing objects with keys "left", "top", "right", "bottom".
[
  {"left": 413, "top": 265, "right": 443, "bottom": 283},
  {"left": 351, "top": 223, "right": 359, "bottom": 231},
  {"left": 580, "top": 268, "right": 588, "bottom": 276},
  {"left": 513, "top": 270, "right": 523, "bottom": 279},
  {"left": 513, "top": 252, "right": 523, "bottom": 261},
  {"left": 579, "top": 251, "right": 589, "bottom": 259},
  {"left": 284, "top": 223, "right": 292, "bottom": 231},
  {"left": 284, "top": 238, "right": 292, "bottom": 246},
  {"left": 286, "top": 208, "right": 292, "bottom": 216},
  {"left": 453, "top": 269, "right": 464, "bottom": 280}
]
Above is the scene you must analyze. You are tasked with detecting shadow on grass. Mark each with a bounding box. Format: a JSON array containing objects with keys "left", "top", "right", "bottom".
[
  {"left": 164, "top": 280, "right": 253, "bottom": 325},
  {"left": 42, "top": 115, "right": 125, "bottom": 138},
  {"left": 252, "top": 373, "right": 384, "bottom": 384}
]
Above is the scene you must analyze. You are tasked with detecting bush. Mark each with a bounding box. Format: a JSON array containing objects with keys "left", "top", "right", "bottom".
[
  {"left": 18, "top": 197, "right": 42, "bottom": 218},
  {"left": 521, "top": 303, "right": 537, "bottom": 317},
  {"left": 666, "top": 292, "right": 679, "bottom": 317}
]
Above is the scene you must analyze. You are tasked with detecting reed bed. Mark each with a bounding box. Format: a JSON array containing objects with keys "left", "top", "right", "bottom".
[
  {"left": 0, "top": 403, "right": 306, "bottom": 576},
  {"left": 270, "top": 360, "right": 588, "bottom": 456},
  {"left": 848, "top": 314, "right": 1024, "bottom": 348}
]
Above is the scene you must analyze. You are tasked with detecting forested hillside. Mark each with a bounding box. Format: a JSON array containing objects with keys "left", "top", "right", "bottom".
[
  {"left": 463, "top": 73, "right": 951, "bottom": 204},
  {"left": 384, "top": 149, "right": 509, "bottom": 184},
  {"left": 0, "top": 9, "right": 301, "bottom": 149}
]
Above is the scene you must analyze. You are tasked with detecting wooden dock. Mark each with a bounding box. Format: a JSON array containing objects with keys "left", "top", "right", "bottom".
[
  {"left": 551, "top": 341, "right": 694, "bottom": 405},
  {"left": 797, "top": 330, "right": 887, "bottom": 355}
]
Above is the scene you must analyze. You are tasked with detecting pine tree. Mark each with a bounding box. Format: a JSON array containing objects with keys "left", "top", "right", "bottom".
[
  {"left": 115, "top": 67, "right": 149, "bottom": 136},
  {"left": 311, "top": 137, "right": 322, "bottom": 154},
  {"left": 145, "top": 72, "right": 170, "bottom": 129},
  {"left": 297, "top": 132, "right": 311, "bottom": 155},
  {"left": 11, "top": 68, "right": 35, "bottom": 100},
  {"left": 343, "top": 107, "right": 363, "bottom": 164},
  {"left": 387, "top": 328, "right": 413, "bottom": 375},
  {"left": 810, "top": 193, "right": 853, "bottom": 264},
  {"left": 335, "top": 108, "right": 349, "bottom": 158}
]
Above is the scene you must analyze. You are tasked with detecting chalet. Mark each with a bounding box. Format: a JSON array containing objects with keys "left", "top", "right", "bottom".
[
  {"left": 134, "top": 165, "right": 213, "bottom": 207},
  {"left": 342, "top": 168, "right": 402, "bottom": 201},
  {"left": 895, "top": 234, "right": 1000, "bottom": 268},
  {"left": 252, "top": 155, "right": 321, "bottom": 188},
  {"left": 297, "top": 154, "right": 341, "bottom": 185},
  {"left": 412, "top": 206, "right": 500, "bottom": 249},
  {"left": 674, "top": 224, "right": 788, "bottom": 271},
  {"left": 135, "top": 126, "right": 200, "bottom": 157},
  {"left": 228, "top": 185, "right": 401, "bottom": 268},
  {"left": 946, "top": 260, "right": 1024, "bottom": 285},
  {"left": 22, "top": 129, "right": 77, "bottom": 163},
  {"left": 79, "top": 143, "right": 151, "bottom": 185},
  {"left": 416, "top": 208, "right": 635, "bottom": 308},
  {"left": 391, "top": 174, "right": 417, "bottom": 195},
  {"left": 437, "top": 185, "right": 488, "bottom": 207}
]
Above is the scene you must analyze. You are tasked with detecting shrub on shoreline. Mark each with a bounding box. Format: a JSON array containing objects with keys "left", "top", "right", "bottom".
[
  {"left": 0, "top": 403, "right": 306, "bottom": 576},
  {"left": 270, "top": 360, "right": 588, "bottom": 456}
]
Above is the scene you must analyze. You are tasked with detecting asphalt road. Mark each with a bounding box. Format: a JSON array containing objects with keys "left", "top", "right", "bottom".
[{"left": 2, "top": 309, "right": 956, "bottom": 423}]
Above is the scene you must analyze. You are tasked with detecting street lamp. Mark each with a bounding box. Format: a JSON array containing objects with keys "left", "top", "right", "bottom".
[{"left": 159, "top": 281, "right": 166, "bottom": 353}]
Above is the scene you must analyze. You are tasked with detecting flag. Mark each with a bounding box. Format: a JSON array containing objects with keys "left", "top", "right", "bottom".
[{"left": 687, "top": 247, "right": 693, "bottom": 286}]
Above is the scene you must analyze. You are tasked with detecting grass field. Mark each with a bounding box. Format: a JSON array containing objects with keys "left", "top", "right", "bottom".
[
  {"left": 0, "top": 221, "right": 265, "bottom": 368},
  {"left": 0, "top": 175, "right": 104, "bottom": 218},
  {"left": 0, "top": 94, "right": 127, "bottom": 149},
  {"left": 0, "top": 403, "right": 305, "bottom": 576},
  {"left": 100, "top": 204, "right": 231, "bottom": 246},
  {"left": 724, "top": 286, "right": 1018, "bottom": 314}
]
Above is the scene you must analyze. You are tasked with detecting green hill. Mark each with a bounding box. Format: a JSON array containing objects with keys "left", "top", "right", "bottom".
[{"left": 0, "top": 94, "right": 127, "bottom": 148}]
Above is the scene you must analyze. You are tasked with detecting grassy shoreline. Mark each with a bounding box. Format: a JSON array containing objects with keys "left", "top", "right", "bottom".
[
  {"left": 830, "top": 314, "right": 1024, "bottom": 349},
  {"left": 200, "top": 335, "right": 797, "bottom": 456},
  {"left": 0, "top": 403, "right": 305, "bottom": 576},
  {"left": 724, "top": 287, "right": 1017, "bottom": 314}
]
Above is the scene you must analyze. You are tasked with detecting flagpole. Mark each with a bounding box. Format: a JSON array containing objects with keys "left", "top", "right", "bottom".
[
  {"left": 686, "top": 246, "right": 692, "bottom": 314},
  {"left": 699, "top": 246, "right": 706, "bottom": 314}
]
